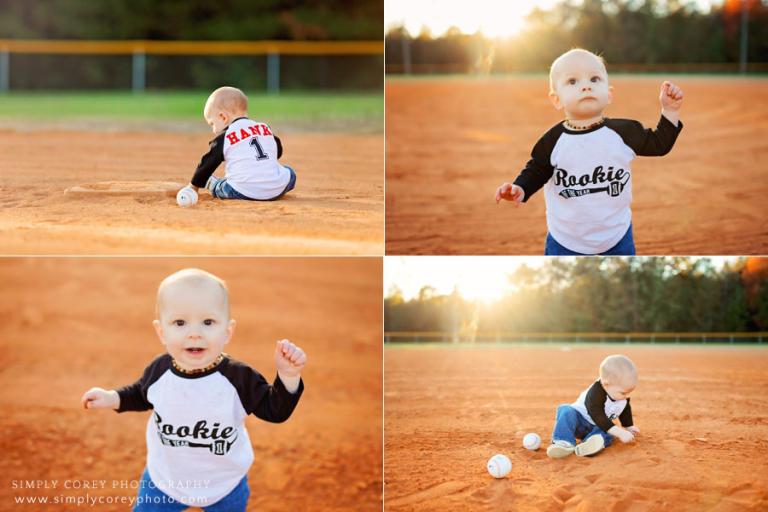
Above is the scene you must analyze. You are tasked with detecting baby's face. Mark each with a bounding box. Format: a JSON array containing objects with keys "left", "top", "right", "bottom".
[
  {"left": 154, "top": 281, "right": 234, "bottom": 371},
  {"left": 550, "top": 53, "right": 612, "bottom": 119},
  {"left": 604, "top": 379, "right": 635, "bottom": 400}
]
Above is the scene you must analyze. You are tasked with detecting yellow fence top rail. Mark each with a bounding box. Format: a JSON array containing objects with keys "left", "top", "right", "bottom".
[{"left": 0, "top": 39, "right": 383, "bottom": 55}]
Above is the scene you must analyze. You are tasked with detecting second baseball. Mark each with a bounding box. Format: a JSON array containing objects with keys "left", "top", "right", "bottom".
[{"left": 523, "top": 433, "right": 541, "bottom": 451}]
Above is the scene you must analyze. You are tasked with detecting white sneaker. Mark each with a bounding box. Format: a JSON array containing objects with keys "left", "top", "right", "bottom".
[
  {"left": 575, "top": 435, "right": 605, "bottom": 457},
  {"left": 205, "top": 176, "right": 220, "bottom": 193},
  {"left": 546, "top": 440, "right": 575, "bottom": 459}
]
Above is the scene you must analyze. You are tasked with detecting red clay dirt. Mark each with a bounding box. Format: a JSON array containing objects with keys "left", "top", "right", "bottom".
[
  {"left": 0, "top": 258, "right": 382, "bottom": 511},
  {"left": 385, "top": 344, "right": 768, "bottom": 511},
  {"left": 0, "top": 129, "right": 382, "bottom": 255},
  {"left": 385, "top": 76, "right": 768, "bottom": 254}
]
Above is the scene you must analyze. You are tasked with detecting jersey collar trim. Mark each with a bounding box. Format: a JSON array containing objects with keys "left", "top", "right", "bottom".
[
  {"left": 561, "top": 118, "right": 608, "bottom": 135},
  {"left": 217, "top": 117, "right": 250, "bottom": 136},
  {"left": 170, "top": 354, "right": 229, "bottom": 379}
]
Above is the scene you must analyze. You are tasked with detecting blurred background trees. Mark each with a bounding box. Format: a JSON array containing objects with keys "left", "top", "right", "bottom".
[
  {"left": 384, "top": 257, "right": 768, "bottom": 333},
  {"left": 0, "top": 0, "right": 383, "bottom": 90},
  {"left": 386, "top": 0, "right": 768, "bottom": 73},
  {"left": 0, "top": 0, "right": 383, "bottom": 40}
]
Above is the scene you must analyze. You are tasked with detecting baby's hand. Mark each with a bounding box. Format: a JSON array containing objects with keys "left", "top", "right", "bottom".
[
  {"left": 495, "top": 183, "right": 525, "bottom": 206},
  {"left": 81, "top": 387, "right": 120, "bottom": 410},
  {"left": 274, "top": 339, "right": 307, "bottom": 378},
  {"left": 613, "top": 427, "right": 635, "bottom": 444},
  {"left": 627, "top": 425, "right": 640, "bottom": 435},
  {"left": 660, "top": 81, "right": 683, "bottom": 111}
]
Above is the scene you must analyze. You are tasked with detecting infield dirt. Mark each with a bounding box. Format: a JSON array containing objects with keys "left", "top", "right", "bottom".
[
  {"left": 0, "top": 129, "right": 382, "bottom": 255},
  {"left": 0, "top": 257, "right": 382, "bottom": 511},
  {"left": 385, "top": 344, "right": 768, "bottom": 511},
  {"left": 385, "top": 76, "right": 768, "bottom": 255}
]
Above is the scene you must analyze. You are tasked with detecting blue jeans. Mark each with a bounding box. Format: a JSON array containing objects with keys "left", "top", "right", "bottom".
[
  {"left": 210, "top": 166, "right": 296, "bottom": 201},
  {"left": 133, "top": 468, "right": 249, "bottom": 512},
  {"left": 551, "top": 405, "right": 613, "bottom": 447},
  {"left": 545, "top": 224, "right": 636, "bottom": 256}
]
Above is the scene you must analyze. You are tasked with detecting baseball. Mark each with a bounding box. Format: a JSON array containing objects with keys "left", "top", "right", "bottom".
[
  {"left": 523, "top": 433, "right": 541, "bottom": 451},
  {"left": 176, "top": 187, "right": 198, "bottom": 207},
  {"left": 486, "top": 454, "right": 512, "bottom": 478}
]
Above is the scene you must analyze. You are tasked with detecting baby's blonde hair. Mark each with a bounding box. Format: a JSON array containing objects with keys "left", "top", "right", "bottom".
[
  {"left": 204, "top": 86, "right": 248, "bottom": 116},
  {"left": 549, "top": 48, "right": 607, "bottom": 93},
  {"left": 599, "top": 354, "right": 637, "bottom": 387},
  {"left": 156, "top": 268, "right": 229, "bottom": 319}
]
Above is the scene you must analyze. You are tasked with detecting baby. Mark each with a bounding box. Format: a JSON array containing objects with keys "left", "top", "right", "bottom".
[
  {"left": 180, "top": 86, "right": 297, "bottom": 202},
  {"left": 495, "top": 49, "right": 684, "bottom": 255},
  {"left": 547, "top": 354, "right": 638, "bottom": 458},
  {"left": 81, "top": 268, "right": 306, "bottom": 511}
]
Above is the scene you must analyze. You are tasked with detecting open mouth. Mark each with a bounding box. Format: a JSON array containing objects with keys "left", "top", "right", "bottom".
[{"left": 185, "top": 347, "right": 207, "bottom": 356}]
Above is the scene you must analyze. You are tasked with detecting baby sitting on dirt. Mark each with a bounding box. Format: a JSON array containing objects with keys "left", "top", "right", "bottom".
[
  {"left": 81, "top": 268, "right": 306, "bottom": 511},
  {"left": 495, "top": 48, "right": 684, "bottom": 255},
  {"left": 547, "top": 354, "right": 639, "bottom": 458},
  {"left": 180, "top": 86, "right": 297, "bottom": 201}
]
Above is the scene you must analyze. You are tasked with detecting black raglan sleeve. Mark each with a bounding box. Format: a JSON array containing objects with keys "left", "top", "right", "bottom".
[
  {"left": 606, "top": 116, "right": 683, "bottom": 157},
  {"left": 223, "top": 359, "right": 303, "bottom": 423},
  {"left": 512, "top": 123, "right": 563, "bottom": 202},
  {"left": 618, "top": 398, "right": 633, "bottom": 427},
  {"left": 584, "top": 380, "right": 616, "bottom": 433},
  {"left": 115, "top": 354, "right": 171, "bottom": 413},
  {"left": 190, "top": 132, "right": 226, "bottom": 188},
  {"left": 275, "top": 135, "right": 283, "bottom": 159}
]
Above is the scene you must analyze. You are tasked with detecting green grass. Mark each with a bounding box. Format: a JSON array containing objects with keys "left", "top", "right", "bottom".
[{"left": 0, "top": 90, "right": 383, "bottom": 123}]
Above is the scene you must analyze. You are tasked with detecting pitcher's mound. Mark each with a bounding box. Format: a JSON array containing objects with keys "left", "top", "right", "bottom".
[{"left": 64, "top": 181, "right": 183, "bottom": 198}]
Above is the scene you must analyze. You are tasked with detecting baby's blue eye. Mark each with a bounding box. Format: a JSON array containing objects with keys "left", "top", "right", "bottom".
[
  {"left": 591, "top": 76, "right": 601, "bottom": 82},
  {"left": 203, "top": 319, "right": 215, "bottom": 326},
  {"left": 174, "top": 319, "right": 185, "bottom": 327}
]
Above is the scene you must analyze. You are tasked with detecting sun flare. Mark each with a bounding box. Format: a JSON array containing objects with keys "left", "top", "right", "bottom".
[
  {"left": 385, "top": 0, "right": 562, "bottom": 38},
  {"left": 385, "top": 0, "right": 721, "bottom": 38},
  {"left": 384, "top": 257, "right": 545, "bottom": 303}
]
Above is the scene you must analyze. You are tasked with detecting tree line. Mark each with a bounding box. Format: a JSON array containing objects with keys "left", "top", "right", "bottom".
[
  {"left": 0, "top": 0, "right": 383, "bottom": 90},
  {"left": 386, "top": 0, "right": 768, "bottom": 73},
  {"left": 385, "top": 258, "right": 768, "bottom": 334},
  {"left": 0, "top": 0, "right": 383, "bottom": 40}
]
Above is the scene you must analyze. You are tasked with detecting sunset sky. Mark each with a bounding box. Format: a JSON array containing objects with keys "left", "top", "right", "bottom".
[
  {"left": 385, "top": 0, "right": 725, "bottom": 38},
  {"left": 384, "top": 256, "right": 740, "bottom": 302}
]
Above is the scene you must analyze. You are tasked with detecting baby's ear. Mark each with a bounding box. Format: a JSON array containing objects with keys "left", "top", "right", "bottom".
[
  {"left": 152, "top": 320, "right": 164, "bottom": 344},
  {"left": 607, "top": 85, "right": 614, "bottom": 105},
  {"left": 548, "top": 90, "right": 562, "bottom": 110},
  {"left": 225, "top": 319, "right": 237, "bottom": 344}
]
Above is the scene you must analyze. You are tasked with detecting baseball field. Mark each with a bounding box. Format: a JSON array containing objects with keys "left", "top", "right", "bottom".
[
  {"left": 384, "top": 343, "right": 768, "bottom": 511},
  {"left": 385, "top": 76, "right": 768, "bottom": 255},
  {"left": 0, "top": 257, "right": 382, "bottom": 510},
  {"left": 0, "top": 91, "right": 383, "bottom": 255}
]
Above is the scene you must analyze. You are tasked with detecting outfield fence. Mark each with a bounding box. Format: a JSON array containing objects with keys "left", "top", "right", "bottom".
[
  {"left": 384, "top": 62, "right": 768, "bottom": 75},
  {"left": 0, "top": 39, "right": 383, "bottom": 92},
  {"left": 384, "top": 331, "right": 768, "bottom": 344}
]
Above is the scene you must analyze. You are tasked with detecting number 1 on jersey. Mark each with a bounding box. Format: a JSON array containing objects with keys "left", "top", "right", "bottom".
[{"left": 249, "top": 138, "right": 269, "bottom": 160}]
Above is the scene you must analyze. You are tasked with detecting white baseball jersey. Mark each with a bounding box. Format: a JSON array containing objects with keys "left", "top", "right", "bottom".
[
  {"left": 191, "top": 117, "right": 291, "bottom": 200},
  {"left": 513, "top": 116, "right": 682, "bottom": 254},
  {"left": 116, "top": 354, "right": 303, "bottom": 507},
  {"left": 571, "top": 379, "right": 633, "bottom": 432}
]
